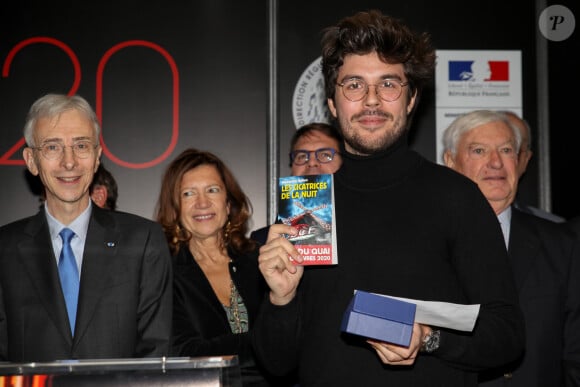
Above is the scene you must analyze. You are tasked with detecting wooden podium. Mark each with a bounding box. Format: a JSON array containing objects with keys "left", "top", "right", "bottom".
[{"left": 0, "top": 356, "right": 241, "bottom": 386}]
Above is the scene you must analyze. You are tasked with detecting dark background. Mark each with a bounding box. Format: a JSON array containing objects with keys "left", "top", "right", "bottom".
[
  {"left": 0, "top": 0, "right": 577, "bottom": 229},
  {"left": 545, "top": 0, "right": 578, "bottom": 219}
]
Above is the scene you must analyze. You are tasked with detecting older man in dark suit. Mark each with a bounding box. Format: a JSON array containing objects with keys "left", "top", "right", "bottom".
[
  {"left": 0, "top": 93, "right": 172, "bottom": 362},
  {"left": 443, "top": 109, "right": 580, "bottom": 387}
]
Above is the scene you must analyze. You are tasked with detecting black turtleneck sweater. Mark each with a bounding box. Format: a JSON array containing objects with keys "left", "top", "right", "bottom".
[{"left": 253, "top": 136, "right": 525, "bottom": 387}]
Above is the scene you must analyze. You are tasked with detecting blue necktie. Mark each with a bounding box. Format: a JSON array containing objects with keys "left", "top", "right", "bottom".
[{"left": 59, "top": 228, "right": 79, "bottom": 334}]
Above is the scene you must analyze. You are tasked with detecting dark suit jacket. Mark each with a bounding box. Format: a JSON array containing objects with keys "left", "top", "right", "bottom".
[
  {"left": 249, "top": 226, "right": 270, "bottom": 246},
  {"left": 0, "top": 206, "right": 173, "bottom": 362},
  {"left": 171, "top": 246, "right": 266, "bottom": 357},
  {"left": 250, "top": 219, "right": 285, "bottom": 247},
  {"left": 479, "top": 207, "right": 580, "bottom": 387},
  {"left": 568, "top": 216, "right": 580, "bottom": 238},
  {"left": 171, "top": 245, "right": 291, "bottom": 386}
]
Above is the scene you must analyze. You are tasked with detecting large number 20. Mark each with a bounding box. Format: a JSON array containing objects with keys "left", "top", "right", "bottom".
[{"left": 1, "top": 37, "right": 179, "bottom": 169}]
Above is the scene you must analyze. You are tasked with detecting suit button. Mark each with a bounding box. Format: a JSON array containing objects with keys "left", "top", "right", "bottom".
[{"left": 503, "top": 373, "right": 513, "bottom": 379}]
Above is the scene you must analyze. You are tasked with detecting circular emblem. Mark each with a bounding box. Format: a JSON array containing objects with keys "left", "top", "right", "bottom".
[
  {"left": 538, "top": 5, "right": 575, "bottom": 42},
  {"left": 292, "top": 56, "right": 332, "bottom": 128}
]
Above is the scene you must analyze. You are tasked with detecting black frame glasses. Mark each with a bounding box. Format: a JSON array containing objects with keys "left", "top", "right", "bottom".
[
  {"left": 337, "top": 78, "right": 409, "bottom": 102},
  {"left": 290, "top": 148, "right": 338, "bottom": 166}
]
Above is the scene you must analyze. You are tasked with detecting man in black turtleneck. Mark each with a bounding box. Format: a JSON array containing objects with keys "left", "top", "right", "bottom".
[{"left": 252, "top": 10, "right": 524, "bottom": 386}]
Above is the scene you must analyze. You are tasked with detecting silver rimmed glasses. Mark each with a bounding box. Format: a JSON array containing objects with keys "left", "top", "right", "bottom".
[{"left": 32, "top": 140, "right": 97, "bottom": 160}]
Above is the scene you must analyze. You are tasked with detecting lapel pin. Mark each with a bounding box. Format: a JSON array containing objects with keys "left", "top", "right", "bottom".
[{"left": 106, "top": 242, "right": 116, "bottom": 247}]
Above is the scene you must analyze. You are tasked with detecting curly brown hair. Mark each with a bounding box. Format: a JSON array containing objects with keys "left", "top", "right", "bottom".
[
  {"left": 321, "top": 10, "right": 436, "bottom": 124},
  {"left": 155, "top": 148, "right": 256, "bottom": 255}
]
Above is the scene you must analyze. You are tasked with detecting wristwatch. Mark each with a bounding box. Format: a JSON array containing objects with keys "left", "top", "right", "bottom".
[{"left": 420, "top": 329, "right": 441, "bottom": 353}]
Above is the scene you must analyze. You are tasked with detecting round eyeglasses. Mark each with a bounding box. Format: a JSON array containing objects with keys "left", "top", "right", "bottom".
[
  {"left": 290, "top": 148, "right": 338, "bottom": 166},
  {"left": 337, "top": 78, "right": 409, "bottom": 102},
  {"left": 32, "top": 140, "right": 97, "bottom": 160}
]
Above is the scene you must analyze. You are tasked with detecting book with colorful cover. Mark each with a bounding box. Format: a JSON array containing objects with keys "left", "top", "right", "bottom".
[{"left": 277, "top": 174, "right": 337, "bottom": 265}]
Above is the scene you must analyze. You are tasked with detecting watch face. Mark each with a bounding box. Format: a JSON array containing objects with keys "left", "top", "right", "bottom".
[{"left": 421, "top": 330, "right": 441, "bottom": 353}]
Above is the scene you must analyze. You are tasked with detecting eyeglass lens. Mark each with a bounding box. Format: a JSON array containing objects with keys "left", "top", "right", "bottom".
[{"left": 291, "top": 148, "right": 336, "bottom": 165}]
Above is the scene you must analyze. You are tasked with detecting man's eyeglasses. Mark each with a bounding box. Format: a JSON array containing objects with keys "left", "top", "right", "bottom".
[
  {"left": 337, "top": 78, "right": 409, "bottom": 102},
  {"left": 290, "top": 148, "right": 338, "bottom": 165},
  {"left": 32, "top": 140, "right": 97, "bottom": 160}
]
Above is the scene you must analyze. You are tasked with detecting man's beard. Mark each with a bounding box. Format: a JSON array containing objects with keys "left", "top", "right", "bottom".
[{"left": 338, "top": 110, "right": 408, "bottom": 155}]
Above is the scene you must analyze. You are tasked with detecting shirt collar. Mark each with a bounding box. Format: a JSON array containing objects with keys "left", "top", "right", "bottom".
[{"left": 46, "top": 200, "right": 93, "bottom": 242}]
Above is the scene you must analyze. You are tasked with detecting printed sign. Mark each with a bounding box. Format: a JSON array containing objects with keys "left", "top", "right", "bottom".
[{"left": 435, "top": 50, "right": 522, "bottom": 164}]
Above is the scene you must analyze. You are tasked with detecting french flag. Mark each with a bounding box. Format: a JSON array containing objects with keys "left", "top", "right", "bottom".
[{"left": 448, "top": 60, "right": 509, "bottom": 81}]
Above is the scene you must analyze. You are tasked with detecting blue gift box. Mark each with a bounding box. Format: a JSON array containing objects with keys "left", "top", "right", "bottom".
[{"left": 340, "top": 290, "right": 417, "bottom": 346}]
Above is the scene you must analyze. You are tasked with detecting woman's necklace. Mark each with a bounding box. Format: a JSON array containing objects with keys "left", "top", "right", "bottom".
[
  {"left": 225, "top": 279, "right": 249, "bottom": 334},
  {"left": 229, "top": 280, "right": 243, "bottom": 333}
]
